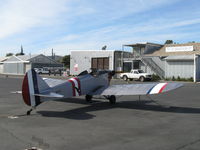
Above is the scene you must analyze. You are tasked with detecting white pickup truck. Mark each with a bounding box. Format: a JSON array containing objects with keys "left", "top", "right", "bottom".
[
  {"left": 120, "top": 69, "right": 152, "bottom": 82},
  {"left": 34, "top": 68, "right": 49, "bottom": 74}
]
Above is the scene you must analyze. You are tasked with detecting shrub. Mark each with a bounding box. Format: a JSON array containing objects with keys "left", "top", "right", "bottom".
[
  {"left": 151, "top": 74, "right": 161, "bottom": 81},
  {"left": 172, "top": 76, "right": 175, "bottom": 81},
  {"left": 165, "top": 76, "right": 193, "bottom": 82},
  {"left": 177, "top": 76, "right": 181, "bottom": 81}
]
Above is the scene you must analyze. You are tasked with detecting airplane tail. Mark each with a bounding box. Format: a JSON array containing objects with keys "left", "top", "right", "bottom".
[
  {"left": 22, "top": 69, "right": 63, "bottom": 107},
  {"left": 22, "top": 69, "right": 49, "bottom": 107}
]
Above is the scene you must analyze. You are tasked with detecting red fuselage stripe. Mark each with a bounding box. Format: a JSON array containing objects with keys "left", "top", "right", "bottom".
[
  {"left": 74, "top": 77, "right": 81, "bottom": 95},
  {"left": 68, "top": 80, "right": 76, "bottom": 96}
]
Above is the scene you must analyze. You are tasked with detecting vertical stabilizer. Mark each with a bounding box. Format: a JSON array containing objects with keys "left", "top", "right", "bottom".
[{"left": 22, "top": 69, "right": 49, "bottom": 107}]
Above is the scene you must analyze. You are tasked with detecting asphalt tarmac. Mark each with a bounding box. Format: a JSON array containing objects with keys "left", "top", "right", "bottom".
[{"left": 0, "top": 76, "right": 200, "bottom": 150}]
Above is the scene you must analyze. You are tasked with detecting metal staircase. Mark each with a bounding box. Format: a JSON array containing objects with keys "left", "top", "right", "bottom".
[
  {"left": 141, "top": 57, "right": 165, "bottom": 79},
  {"left": 133, "top": 50, "right": 165, "bottom": 78}
]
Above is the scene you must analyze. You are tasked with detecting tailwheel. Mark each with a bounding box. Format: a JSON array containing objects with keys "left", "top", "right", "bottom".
[
  {"left": 108, "top": 95, "right": 116, "bottom": 104},
  {"left": 85, "top": 95, "right": 92, "bottom": 102},
  {"left": 26, "top": 109, "right": 32, "bottom": 115},
  {"left": 26, "top": 107, "right": 35, "bottom": 115}
]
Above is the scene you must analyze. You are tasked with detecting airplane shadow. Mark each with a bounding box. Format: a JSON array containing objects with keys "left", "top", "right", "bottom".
[{"left": 37, "top": 98, "right": 200, "bottom": 120}]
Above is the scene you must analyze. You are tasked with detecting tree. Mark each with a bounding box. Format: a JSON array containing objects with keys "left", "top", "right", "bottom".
[
  {"left": 188, "top": 41, "right": 195, "bottom": 43},
  {"left": 165, "top": 40, "right": 173, "bottom": 44},
  {"left": 16, "top": 52, "right": 25, "bottom": 56},
  {"left": 6, "top": 53, "right": 14, "bottom": 57},
  {"left": 102, "top": 45, "right": 107, "bottom": 50},
  {"left": 61, "top": 55, "right": 70, "bottom": 68}
]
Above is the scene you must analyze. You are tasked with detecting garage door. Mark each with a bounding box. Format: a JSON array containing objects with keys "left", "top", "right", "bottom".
[
  {"left": 165, "top": 61, "right": 194, "bottom": 78},
  {"left": 91, "top": 57, "right": 109, "bottom": 70}
]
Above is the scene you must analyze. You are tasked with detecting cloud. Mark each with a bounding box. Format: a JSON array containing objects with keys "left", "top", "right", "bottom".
[
  {"left": 0, "top": 0, "right": 68, "bottom": 39},
  {"left": 41, "top": 14, "right": 200, "bottom": 56},
  {"left": 1, "top": 0, "right": 200, "bottom": 57}
]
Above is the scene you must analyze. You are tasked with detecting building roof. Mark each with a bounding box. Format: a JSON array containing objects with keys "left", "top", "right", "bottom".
[
  {"left": 146, "top": 43, "right": 200, "bottom": 56},
  {"left": 124, "top": 42, "right": 163, "bottom": 47},
  {"left": 17, "top": 54, "right": 39, "bottom": 61},
  {"left": 47, "top": 55, "right": 63, "bottom": 62},
  {"left": 164, "top": 55, "right": 194, "bottom": 60},
  {"left": 0, "top": 56, "right": 10, "bottom": 62},
  {"left": 71, "top": 50, "right": 116, "bottom": 52},
  {"left": 3, "top": 54, "right": 61, "bottom": 64}
]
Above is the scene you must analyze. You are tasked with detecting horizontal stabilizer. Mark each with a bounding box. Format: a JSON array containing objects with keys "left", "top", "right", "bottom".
[{"left": 33, "top": 92, "right": 64, "bottom": 98}]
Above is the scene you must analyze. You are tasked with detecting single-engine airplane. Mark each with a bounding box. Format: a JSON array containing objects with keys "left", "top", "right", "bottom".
[{"left": 22, "top": 69, "right": 183, "bottom": 115}]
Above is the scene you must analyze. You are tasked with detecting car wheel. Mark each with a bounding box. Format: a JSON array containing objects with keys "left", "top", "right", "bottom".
[
  {"left": 123, "top": 75, "right": 128, "bottom": 81},
  {"left": 139, "top": 76, "right": 145, "bottom": 82}
]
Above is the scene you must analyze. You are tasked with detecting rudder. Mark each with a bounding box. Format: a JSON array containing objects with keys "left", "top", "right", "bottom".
[{"left": 22, "top": 69, "right": 49, "bottom": 107}]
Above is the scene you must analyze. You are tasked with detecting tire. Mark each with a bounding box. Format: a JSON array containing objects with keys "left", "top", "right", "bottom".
[
  {"left": 109, "top": 95, "right": 116, "bottom": 104},
  {"left": 123, "top": 75, "right": 128, "bottom": 81},
  {"left": 85, "top": 95, "right": 92, "bottom": 102},
  {"left": 139, "top": 76, "right": 145, "bottom": 82}
]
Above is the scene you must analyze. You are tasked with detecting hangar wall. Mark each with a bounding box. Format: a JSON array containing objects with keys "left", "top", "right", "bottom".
[
  {"left": 4, "top": 63, "right": 24, "bottom": 75},
  {"left": 196, "top": 55, "right": 200, "bottom": 82},
  {"left": 25, "top": 63, "right": 31, "bottom": 72},
  {"left": 0, "top": 64, "right": 3, "bottom": 73}
]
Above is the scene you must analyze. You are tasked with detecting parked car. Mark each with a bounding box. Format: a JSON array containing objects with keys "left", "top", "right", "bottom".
[
  {"left": 120, "top": 69, "right": 152, "bottom": 82},
  {"left": 34, "top": 68, "right": 49, "bottom": 74}
]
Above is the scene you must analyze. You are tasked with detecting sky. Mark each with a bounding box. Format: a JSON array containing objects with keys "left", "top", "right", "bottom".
[{"left": 0, "top": 0, "right": 200, "bottom": 56}]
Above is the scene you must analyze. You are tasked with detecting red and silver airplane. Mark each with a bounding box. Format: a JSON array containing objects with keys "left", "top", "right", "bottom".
[{"left": 22, "top": 69, "right": 183, "bottom": 115}]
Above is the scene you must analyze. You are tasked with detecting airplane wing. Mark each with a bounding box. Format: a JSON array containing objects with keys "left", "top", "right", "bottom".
[{"left": 91, "top": 82, "right": 183, "bottom": 96}]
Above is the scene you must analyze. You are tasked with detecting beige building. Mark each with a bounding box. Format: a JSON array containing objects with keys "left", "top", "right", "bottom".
[{"left": 146, "top": 43, "right": 200, "bottom": 82}]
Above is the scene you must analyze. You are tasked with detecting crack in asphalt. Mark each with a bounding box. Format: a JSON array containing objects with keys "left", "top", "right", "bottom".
[
  {"left": 0, "top": 125, "right": 32, "bottom": 147},
  {"left": 176, "top": 138, "right": 200, "bottom": 150},
  {"left": 0, "top": 125, "right": 50, "bottom": 149},
  {"left": 31, "top": 136, "right": 50, "bottom": 149}
]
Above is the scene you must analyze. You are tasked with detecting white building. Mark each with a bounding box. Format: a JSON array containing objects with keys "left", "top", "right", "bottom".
[{"left": 70, "top": 50, "right": 133, "bottom": 75}]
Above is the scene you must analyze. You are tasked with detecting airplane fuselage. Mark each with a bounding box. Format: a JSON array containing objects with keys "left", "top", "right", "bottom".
[{"left": 47, "top": 74, "right": 109, "bottom": 99}]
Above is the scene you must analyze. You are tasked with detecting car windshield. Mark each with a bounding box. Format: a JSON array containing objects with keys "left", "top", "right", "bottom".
[{"left": 138, "top": 70, "right": 144, "bottom": 73}]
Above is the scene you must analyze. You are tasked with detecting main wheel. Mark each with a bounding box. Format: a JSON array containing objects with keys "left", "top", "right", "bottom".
[
  {"left": 109, "top": 95, "right": 116, "bottom": 104},
  {"left": 123, "top": 75, "right": 128, "bottom": 81},
  {"left": 85, "top": 95, "right": 92, "bottom": 102},
  {"left": 139, "top": 76, "right": 145, "bottom": 82}
]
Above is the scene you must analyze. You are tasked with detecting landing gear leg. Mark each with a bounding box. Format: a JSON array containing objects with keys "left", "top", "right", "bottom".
[
  {"left": 85, "top": 95, "right": 92, "bottom": 102},
  {"left": 137, "top": 95, "right": 142, "bottom": 104},
  {"left": 108, "top": 95, "right": 116, "bottom": 104}
]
